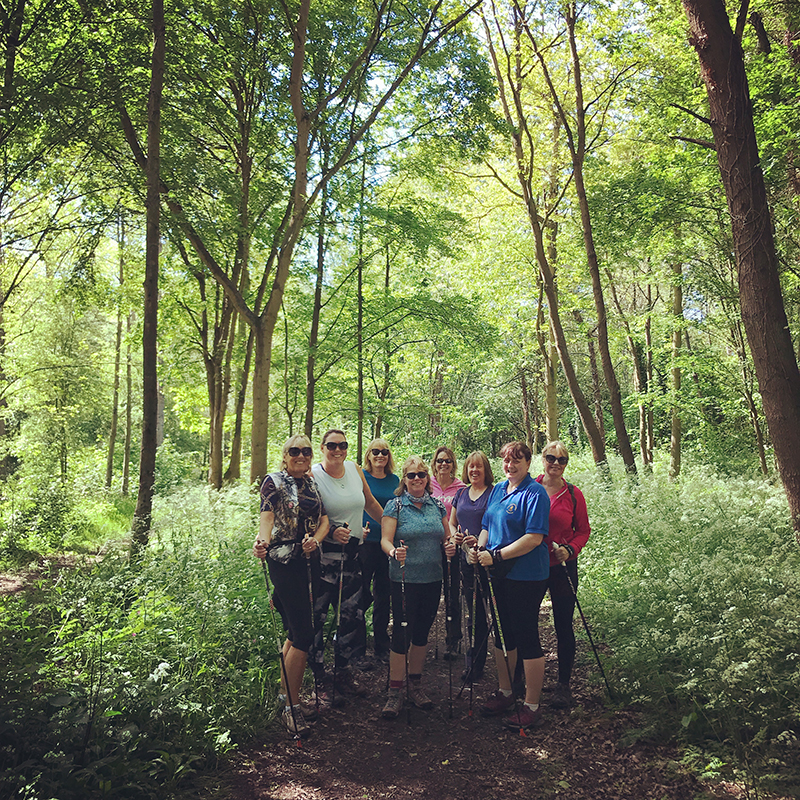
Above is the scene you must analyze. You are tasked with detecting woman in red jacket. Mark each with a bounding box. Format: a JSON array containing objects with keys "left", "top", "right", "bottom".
[{"left": 536, "top": 441, "right": 591, "bottom": 709}]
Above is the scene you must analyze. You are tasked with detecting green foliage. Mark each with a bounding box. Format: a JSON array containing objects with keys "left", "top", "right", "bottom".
[
  {"left": 0, "top": 483, "right": 283, "bottom": 799},
  {"left": 577, "top": 460, "right": 800, "bottom": 794}
]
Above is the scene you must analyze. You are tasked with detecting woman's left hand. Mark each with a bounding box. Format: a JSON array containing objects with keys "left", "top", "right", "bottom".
[
  {"left": 477, "top": 549, "right": 494, "bottom": 568},
  {"left": 332, "top": 525, "right": 350, "bottom": 544},
  {"left": 444, "top": 538, "right": 456, "bottom": 559},
  {"left": 302, "top": 535, "right": 319, "bottom": 555}
]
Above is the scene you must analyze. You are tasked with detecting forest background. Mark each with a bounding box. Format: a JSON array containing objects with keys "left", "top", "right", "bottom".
[{"left": 1, "top": 0, "right": 799, "bottom": 797}]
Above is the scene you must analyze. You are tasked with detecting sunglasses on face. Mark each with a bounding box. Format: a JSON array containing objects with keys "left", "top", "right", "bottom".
[
  {"left": 288, "top": 447, "right": 313, "bottom": 457},
  {"left": 545, "top": 454, "right": 568, "bottom": 465},
  {"left": 405, "top": 471, "right": 428, "bottom": 480},
  {"left": 324, "top": 441, "right": 349, "bottom": 451},
  {"left": 371, "top": 448, "right": 390, "bottom": 456},
  {"left": 436, "top": 458, "right": 452, "bottom": 465}
]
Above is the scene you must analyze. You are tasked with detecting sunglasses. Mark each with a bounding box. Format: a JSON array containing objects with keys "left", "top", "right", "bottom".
[
  {"left": 405, "top": 471, "right": 428, "bottom": 480},
  {"left": 324, "top": 441, "right": 349, "bottom": 451},
  {"left": 436, "top": 458, "right": 453, "bottom": 465},
  {"left": 545, "top": 454, "right": 568, "bottom": 465},
  {"left": 288, "top": 446, "right": 313, "bottom": 457},
  {"left": 371, "top": 448, "right": 390, "bottom": 456}
]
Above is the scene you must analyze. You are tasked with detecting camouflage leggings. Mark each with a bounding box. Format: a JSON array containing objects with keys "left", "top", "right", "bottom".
[{"left": 308, "top": 545, "right": 367, "bottom": 672}]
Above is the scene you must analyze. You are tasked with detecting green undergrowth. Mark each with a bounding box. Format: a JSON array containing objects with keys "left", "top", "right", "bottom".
[
  {"left": 0, "top": 482, "right": 283, "bottom": 800},
  {"left": 574, "top": 460, "right": 800, "bottom": 797},
  {"left": 2, "top": 465, "right": 799, "bottom": 798}
]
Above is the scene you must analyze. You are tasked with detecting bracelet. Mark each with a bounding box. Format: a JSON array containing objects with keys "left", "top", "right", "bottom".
[
  {"left": 491, "top": 547, "right": 503, "bottom": 563},
  {"left": 564, "top": 544, "right": 575, "bottom": 558}
]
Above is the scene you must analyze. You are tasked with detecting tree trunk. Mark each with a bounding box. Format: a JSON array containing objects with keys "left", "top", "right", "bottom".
[
  {"left": 224, "top": 324, "right": 253, "bottom": 483},
  {"left": 520, "top": 370, "right": 533, "bottom": 450},
  {"left": 122, "top": 311, "right": 133, "bottom": 496},
  {"left": 669, "top": 262, "right": 682, "bottom": 479},
  {"left": 482, "top": 6, "right": 606, "bottom": 465},
  {"left": 684, "top": 0, "right": 800, "bottom": 532},
  {"left": 131, "top": 0, "right": 164, "bottom": 558},
  {"left": 105, "top": 218, "right": 125, "bottom": 489},
  {"left": 553, "top": 3, "right": 635, "bottom": 472}
]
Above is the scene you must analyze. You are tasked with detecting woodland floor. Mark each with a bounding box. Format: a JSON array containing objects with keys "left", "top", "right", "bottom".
[
  {"left": 194, "top": 600, "right": 785, "bottom": 800},
  {"left": 1, "top": 565, "right": 790, "bottom": 800}
]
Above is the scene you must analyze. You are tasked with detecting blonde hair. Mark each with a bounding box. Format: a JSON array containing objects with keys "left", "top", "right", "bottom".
[
  {"left": 281, "top": 434, "right": 313, "bottom": 469},
  {"left": 364, "top": 438, "right": 395, "bottom": 474},
  {"left": 542, "top": 440, "right": 569, "bottom": 460},
  {"left": 461, "top": 451, "right": 494, "bottom": 487},
  {"left": 395, "top": 456, "right": 432, "bottom": 496}
]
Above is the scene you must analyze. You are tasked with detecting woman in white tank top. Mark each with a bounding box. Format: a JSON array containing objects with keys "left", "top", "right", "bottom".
[{"left": 308, "top": 430, "right": 384, "bottom": 697}]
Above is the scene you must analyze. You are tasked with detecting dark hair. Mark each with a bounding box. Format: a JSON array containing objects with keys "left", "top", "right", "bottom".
[
  {"left": 430, "top": 446, "right": 457, "bottom": 476},
  {"left": 461, "top": 451, "right": 494, "bottom": 486},
  {"left": 499, "top": 441, "right": 532, "bottom": 462},
  {"left": 321, "top": 429, "right": 346, "bottom": 445}
]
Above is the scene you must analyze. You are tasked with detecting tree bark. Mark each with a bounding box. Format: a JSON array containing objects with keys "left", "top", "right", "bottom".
[
  {"left": 684, "top": 0, "right": 800, "bottom": 531},
  {"left": 131, "top": 0, "right": 164, "bottom": 558},
  {"left": 105, "top": 217, "right": 125, "bottom": 489},
  {"left": 669, "top": 262, "right": 683, "bottom": 479},
  {"left": 122, "top": 311, "right": 133, "bottom": 496}
]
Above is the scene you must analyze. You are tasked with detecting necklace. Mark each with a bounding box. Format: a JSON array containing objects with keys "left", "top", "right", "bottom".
[{"left": 322, "top": 462, "right": 347, "bottom": 488}]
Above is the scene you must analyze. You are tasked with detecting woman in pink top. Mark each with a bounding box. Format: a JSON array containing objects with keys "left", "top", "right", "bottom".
[{"left": 429, "top": 446, "right": 466, "bottom": 659}]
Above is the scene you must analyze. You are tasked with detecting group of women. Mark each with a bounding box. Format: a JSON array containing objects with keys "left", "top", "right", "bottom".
[{"left": 253, "top": 431, "right": 591, "bottom": 737}]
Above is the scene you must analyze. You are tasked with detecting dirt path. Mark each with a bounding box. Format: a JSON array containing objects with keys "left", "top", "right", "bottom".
[{"left": 218, "top": 604, "right": 758, "bottom": 800}]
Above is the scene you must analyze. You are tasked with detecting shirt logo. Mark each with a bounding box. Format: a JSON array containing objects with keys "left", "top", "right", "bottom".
[{"left": 506, "top": 503, "right": 517, "bottom": 514}]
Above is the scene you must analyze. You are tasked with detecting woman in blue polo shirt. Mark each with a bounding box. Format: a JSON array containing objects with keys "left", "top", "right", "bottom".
[{"left": 465, "top": 440, "right": 550, "bottom": 730}]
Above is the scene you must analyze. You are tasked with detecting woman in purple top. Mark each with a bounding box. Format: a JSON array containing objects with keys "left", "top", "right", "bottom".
[
  {"left": 449, "top": 451, "right": 494, "bottom": 682},
  {"left": 429, "top": 446, "right": 465, "bottom": 659}
]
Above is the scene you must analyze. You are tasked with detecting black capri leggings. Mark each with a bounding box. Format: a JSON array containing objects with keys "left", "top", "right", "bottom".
[
  {"left": 547, "top": 559, "right": 578, "bottom": 684},
  {"left": 389, "top": 580, "right": 441, "bottom": 653},
  {"left": 490, "top": 575, "right": 548, "bottom": 660},
  {"left": 268, "top": 556, "right": 314, "bottom": 652}
]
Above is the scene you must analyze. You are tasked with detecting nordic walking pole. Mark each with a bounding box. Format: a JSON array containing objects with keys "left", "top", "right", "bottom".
[
  {"left": 332, "top": 524, "right": 348, "bottom": 709},
  {"left": 259, "top": 553, "right": 302, "bottom": 746},
  {"left": 466, "top": 532, "right": 475, "bottom": 716},
  {"left": 445, "top": 541, "right": 453, "bottom": 719},
  {"left": 551, "top": 542, "right": 614, "bottom": 700},
  {"left": 484, "top": 564, "right": 526, "bottom": 737},
  {"left": 456, "top": 567, "right": 493, "bottom": 700},
  {"left": 304, "top": 535, "right": 321, "bottom": 714},
  {"left": 399, "top": 539, "right": 410, "bottom": 724}
]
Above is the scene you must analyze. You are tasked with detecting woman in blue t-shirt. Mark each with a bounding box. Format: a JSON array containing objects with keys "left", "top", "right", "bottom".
[
  {"left": 465, "top": 441, "right": 550, "bottom": 731},
  {"left": 380, "top": 456, "right": 456, "bottom": 719},
  {"left": 360, "top": 438, "right": 400, "bottom": 664}
]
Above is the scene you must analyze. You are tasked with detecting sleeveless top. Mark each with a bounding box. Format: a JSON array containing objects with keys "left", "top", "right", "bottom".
[{"left": 311, "top": 460, "right": 366, "bottom": 543}]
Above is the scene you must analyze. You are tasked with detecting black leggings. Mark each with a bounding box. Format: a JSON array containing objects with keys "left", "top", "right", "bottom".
[
  {"left": 490, "top": 575, "right": 548, "bottom": 660},
  {"left": 547, "top": 560, "right": 578, "bottom": 685},
  {"left": 389, "top": 580, "right": 441, "bottom": 653},
  {"left": 268, "top": 556, "right": 315, "bottom": 652}
]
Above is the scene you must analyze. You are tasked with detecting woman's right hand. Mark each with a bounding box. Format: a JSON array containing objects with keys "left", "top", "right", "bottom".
[
  {"left": 392, "top": 543, "right": 408, "bottom": 566},
  {"left": 253, "top": 538, "right": 267, "bottom": 559},
  {"left": 332, "top": 525, "right": 350, "bottom": 545},
  {"left": 466, "top": 545, "right": 478, "bottom": 565}
]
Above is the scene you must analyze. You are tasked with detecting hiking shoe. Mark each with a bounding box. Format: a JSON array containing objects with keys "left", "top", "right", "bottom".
[
  {"left": 480, "top": 690, "right": 515, "bottom": 717},
  {"left": 407, "top": 680, "right": 434, "bottom": 710},
  {"left": 502, "top": 704, "right": 544, "bottom": 731},
  {"left": 299, "top": 700, "right": 319, "bottom": 721},
  {"left": 334, "top": 668, "right": 368, "bottom": 697},
  {"left": 549, "top": 683, "right": 574, "bottom": 709},
  {"left": 374, "top": 650, "right": 391, "bottom": 664},
  {"left": 443, "top": 642, "right": 461, "bottom": 661},
  {"left": 381, "top": 689, "right": 403, "bottom": 719},
  {"left": 281, "top": 706, "right": 311, "bottom": 737}
]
